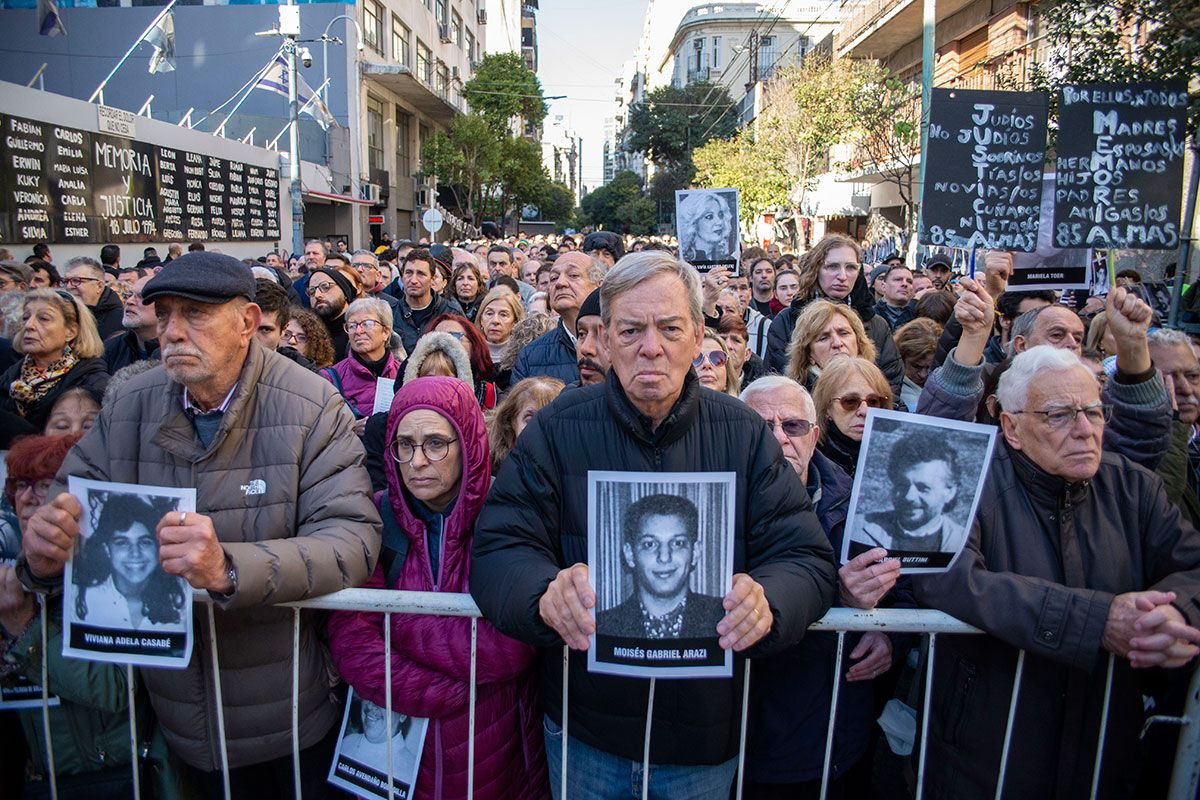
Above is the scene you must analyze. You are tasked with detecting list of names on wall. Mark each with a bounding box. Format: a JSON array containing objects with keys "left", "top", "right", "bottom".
[{"left": 0, "top": 112, "right": 281, "bottom": 244}]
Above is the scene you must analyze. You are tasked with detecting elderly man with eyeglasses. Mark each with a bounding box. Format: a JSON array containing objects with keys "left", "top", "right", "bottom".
[
  {"left": 912, "top": 341, "right": 1200, "bottom": 799},
  {"left": 738, "top": 375, "right": 913, "bottom": 796},
  {"left": 63, "top": 256, "right": 124, "bottom": 340},
  {"left": 918, "top": 278, "right": 1172, "bottom": 470}
]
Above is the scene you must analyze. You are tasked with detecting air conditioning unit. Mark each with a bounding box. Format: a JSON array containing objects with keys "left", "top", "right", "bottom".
[
  {"left": 476, "top": 8, "right": 487, "bottom": 24},
  {"left": 451, "top": 65, "right": 460, "bottom": 79},
  {"left": 439, "top": 23, "right": 452, "bottom": 42},
  {"left": 361, "top": 183, "right": 383, "bottom": 204}
]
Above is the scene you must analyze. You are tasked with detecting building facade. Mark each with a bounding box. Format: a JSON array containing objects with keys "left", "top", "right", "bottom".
[{"left": 0, "top": 0, "right": 491, "bottom": 248}]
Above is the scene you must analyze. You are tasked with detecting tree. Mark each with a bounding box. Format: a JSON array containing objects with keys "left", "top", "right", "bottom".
[
  {"left": 1028, "top": 0, "right": 1198, "bottom": 134},
  {"left": 850, "top": 74, "right": 921, "bottom": 233},
  {"left": 693, "top": 133, "right": 789, "bottom": 229},
  {"left": 579, "top": 171, "right": 655, "bottom": 234},
  {"left": 463, "top": 53, "right": 548, "bottom": 135},
  {"left": 626, "top": 81, "right": 738, "bottom": 200},
  {"left": 538, "top": 181, "right": 576, "bottom": 226},
  {"left": 490, "top": 136, "right": 550, "bottom": 232},
  {"left": 757, "top": 55, "right": 880, "bottom": 213},
  {"left": 419, "top": 114, "right": 498, "bottom": 226}
]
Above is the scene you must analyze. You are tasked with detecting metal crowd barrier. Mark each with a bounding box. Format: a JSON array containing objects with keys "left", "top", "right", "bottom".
[{"left": 30, "top": 589, "right": 1200, "bottom": 800}]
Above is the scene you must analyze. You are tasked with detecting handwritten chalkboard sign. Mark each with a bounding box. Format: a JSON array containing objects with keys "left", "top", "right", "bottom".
[
  {"left": 0, "top": 112, "right": 281, "bottom": 245},
  {"left": 1052, "top": 82, "right": 1188, "bottom": 250},
  {"left": 918, "top": 88, "right": 1049, "bottom": 252}
]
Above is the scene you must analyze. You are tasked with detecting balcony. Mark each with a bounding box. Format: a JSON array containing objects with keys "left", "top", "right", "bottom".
[
  {"left": 361, "top": 61, "right": 461, "bottom": 123},
  {"left": 835, "top": 0, "right": 977, "bottom": 59}
]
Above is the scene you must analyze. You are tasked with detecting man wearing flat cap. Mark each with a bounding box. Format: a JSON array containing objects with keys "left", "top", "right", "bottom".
[{"left": 20, "top": 252, "right": 382, "bottom": 798}]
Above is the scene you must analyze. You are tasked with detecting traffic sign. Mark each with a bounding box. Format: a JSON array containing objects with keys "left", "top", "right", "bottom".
[{"left": 422, "top": 208, "right": 444, "bottom": 234}]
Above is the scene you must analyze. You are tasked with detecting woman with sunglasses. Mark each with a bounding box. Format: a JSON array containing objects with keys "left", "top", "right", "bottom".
[
  {"left": 0, "top": 289, "right": 108, "bottom": 432},
  {"left": 811, "top": 356, "right": 894, "bottom": 477},
  {"left": 786, "top": 300, "right": 877, "bottom": 390},
  {"left": 321, "top": 297, "right": 401, "bottom": 430},
  {"left": 765, "top": 235, "right": 905, "bottom": 400},
  {"left": 695, "top": 331, "right": 739, "bottom": 395},
  {"left": 327, "top": 377, "right": 548, "bottom": 800}
]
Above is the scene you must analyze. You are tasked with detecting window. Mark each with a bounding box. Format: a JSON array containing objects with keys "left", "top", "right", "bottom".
[
  {"left": 797, "top": 35, "right": 811, "bottom": 61},
  {"left": 692, "top": 37, "right": 705, "bottom": 72},
  {"left": 395, "top": 109, "right": 412, "bottom": 177},
  {"left": 436, "top": 61, "right": 449, "bottom": 97},
  {"left": 435, "top": 0, "right": 447, "bottom": 26},
  {"left": 451, "top": 12, "right": 462, "bottom": 46},
  {"left": 363, "top": 0, "right": 383, "bottom": 53},
  {"left": 392, "top": 17, "right": 410, "bottom": 67},
  {"left": 366, "top": 96, "right": 384, "bottom": 174},
  {"left": 712, "top": 36, "right": 721, "bottom": 69},
  {"left": 417, "top": 40, "right": 432, "bottom": 83},
  {"left": 759, "top": 35, "right": 777, "bottom": 78},
  {"left": 466, "top": 29, "right": 476, "bottom": 64}
]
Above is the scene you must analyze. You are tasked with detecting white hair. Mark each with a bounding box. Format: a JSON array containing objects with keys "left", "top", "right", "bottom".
[
  {"left": 251, "top": 266, "right": 280, "bottom": 283},
  {"left": 996, "top": 345, "right": 1095, "bottom": 411},
  {"left": 739, "top": 375, "right": 816, "bottom": 419},
  {"left": 1148, "top": 328, "right": 1193, "bottom": 349},
  {"left": 600, "top": 251, "right": 703, "bottom": 327},
  {"left": 347, "top": 296, "right": 394, "bottom": 330}
]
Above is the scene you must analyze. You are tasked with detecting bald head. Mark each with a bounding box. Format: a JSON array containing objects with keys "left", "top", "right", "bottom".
[{"left": 1013, "top": 305, "right": 1085, "bottom": 355}]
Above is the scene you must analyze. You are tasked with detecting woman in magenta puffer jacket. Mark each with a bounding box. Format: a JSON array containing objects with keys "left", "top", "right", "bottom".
[{"left": 328, "top": 376, "right": 548, "bottom": 800}]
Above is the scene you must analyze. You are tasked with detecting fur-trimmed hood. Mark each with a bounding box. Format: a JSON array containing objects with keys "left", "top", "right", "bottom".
[{"left": 402, "top": 331, "right": 474, "bottom": 385}]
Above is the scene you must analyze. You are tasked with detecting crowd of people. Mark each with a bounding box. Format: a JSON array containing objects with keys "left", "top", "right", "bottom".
[{"left": 0, "top": 229, "right": 1197, "bottom": 800}]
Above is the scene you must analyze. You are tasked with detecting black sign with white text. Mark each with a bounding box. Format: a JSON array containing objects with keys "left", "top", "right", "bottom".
[
  {"left": 1053, "top": 82, "right": 1188, "bottom": 250},
  {"left": 0, "top": 112, "right": 280, "bottom": 244},
  {"left": 918, "top": 88, "right": 1049, "bottom": 252}
]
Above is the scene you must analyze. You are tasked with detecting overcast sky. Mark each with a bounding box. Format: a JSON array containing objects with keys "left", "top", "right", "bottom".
[{"left": 537, "top": 0, "right": 650, "bottom": 192}]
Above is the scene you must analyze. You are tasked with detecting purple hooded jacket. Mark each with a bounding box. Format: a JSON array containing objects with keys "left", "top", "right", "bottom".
[
  {"left": 322, "top": 351, "right": 402, "bottom": 418},
  {"left": 327, "top": 377, "right": 547, "bottom": 799}
]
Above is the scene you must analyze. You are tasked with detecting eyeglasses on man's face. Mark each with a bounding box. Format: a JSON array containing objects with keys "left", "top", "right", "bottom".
[{"left": 62, "top": 276, "right": 101, "bottom": 288}]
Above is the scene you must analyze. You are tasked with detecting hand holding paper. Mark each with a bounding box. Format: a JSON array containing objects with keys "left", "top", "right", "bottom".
[{"left": 23, "top": 492, "right": 83, "bottom": 580}]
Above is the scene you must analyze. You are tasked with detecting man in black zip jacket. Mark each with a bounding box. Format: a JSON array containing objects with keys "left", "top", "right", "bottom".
[{"left": 471, "top": 251, "right": 837, "bottom": 798}]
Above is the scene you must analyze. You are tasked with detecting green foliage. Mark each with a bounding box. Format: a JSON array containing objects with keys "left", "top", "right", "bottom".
[
  {"left": 490, "top": 135, "right": 550, "bottom": 226},
  {"left": 419, "top": 114, "right": 499, "bottom": 225},
  {"left": 1029, "top": 0, "right": 1199, "bottom": 134},
  {"left": 693, "top": 133, "right": 790, "bottom": 227},
  {"left": 538, "top": 181, "right": 576, "bottom": 225},
  {"left": 849, "top": 72, "right": 922, "bottom": 231},
  {"left": 579, "top": 171, "right": 656, "bottom": 234},
  {"left": 692, "top": 55, "right": 879, "bottom": 223},
  {"left": 463, "top": 53, "right": 548, "bottom": 135},
  {"left": 626, "top": 81, "right": 738, "bottom": 169}
]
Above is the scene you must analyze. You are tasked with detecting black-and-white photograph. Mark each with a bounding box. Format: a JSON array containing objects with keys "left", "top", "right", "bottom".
[
  {"left": 675, "top": 188, "right": 740, "bottom": 273},
  {"left": 842, "top": 410, "right": 997, "bottom": 573},
  {"left": 63, "top": 477, "right": 195, "bottom": 668},
  {"left": 587, "top": 471, "right": 735, "bottom": 678},
  {"left": 327, "top": 689, "right": 428, "bottom": 800},
  {"left": 1008, "top": 173, "right": 1092, "bottom": 291}
]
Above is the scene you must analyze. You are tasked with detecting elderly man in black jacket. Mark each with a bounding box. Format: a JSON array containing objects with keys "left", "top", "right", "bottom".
[
  {"left": 471, "top": 251, "right": 837, "bottom": 799},
  {"left": 915, "top": 343, "right": 1200, "bottom": 799}
]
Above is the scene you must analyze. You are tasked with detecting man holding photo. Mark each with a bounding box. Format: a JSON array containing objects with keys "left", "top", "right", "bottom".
[
  {"left": 19, "top": 252, "right": 381, "bottom": 799},
  {"left": 472, "top": 251, "right": 836, "bottom": 799}
]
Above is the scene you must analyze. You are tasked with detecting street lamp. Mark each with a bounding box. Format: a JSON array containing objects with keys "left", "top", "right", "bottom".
[{"left": 322, "top": 14, "right": 365, "bottom": 245}]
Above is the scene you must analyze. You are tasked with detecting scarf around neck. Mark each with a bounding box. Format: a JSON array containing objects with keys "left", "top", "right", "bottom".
[{"left": 10, "top": 349, "right": 77, "bottom": 415}]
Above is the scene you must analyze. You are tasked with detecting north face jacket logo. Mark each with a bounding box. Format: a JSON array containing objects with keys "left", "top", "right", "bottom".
[{"left": 241, "top": 479, "right": 267, "bottom": 496}]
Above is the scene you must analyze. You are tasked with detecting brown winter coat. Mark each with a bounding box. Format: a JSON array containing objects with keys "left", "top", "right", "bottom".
[{"left": 53, "top": 342, "right": 382, "bottom": 771}]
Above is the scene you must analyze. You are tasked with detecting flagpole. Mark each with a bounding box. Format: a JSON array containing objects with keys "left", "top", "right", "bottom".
[
  {"left": 215, "top": 48, "right": 284, "bottom": 137},
  {"left": 267, "top": 78, "right": 330, "bottom": 149},
  {"left": 87, "top": 0, "right": 178, "bottom": 104}
]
